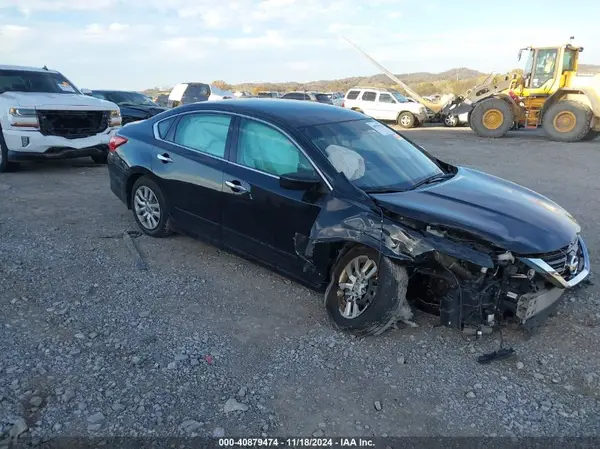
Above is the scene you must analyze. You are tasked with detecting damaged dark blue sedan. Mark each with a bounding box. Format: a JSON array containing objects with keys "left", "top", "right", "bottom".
[{"left": 107, "top": 99, "right": 591, "bottom": 336}]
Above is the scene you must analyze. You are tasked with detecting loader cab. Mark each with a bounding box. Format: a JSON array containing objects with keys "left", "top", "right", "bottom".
[{"left": 518, "top": 44, "right": 582, "bottom": 95}]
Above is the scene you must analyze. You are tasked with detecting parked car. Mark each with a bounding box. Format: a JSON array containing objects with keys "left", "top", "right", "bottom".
[
  {"left": 106, "top": 99, "right": 589, "bottom": 336},
  {"left": 257, "top": 91, "right": 281, "bottom": 98},
  {"left": 0, "top": 64, "right": 121, "bottom": 172},
  {"left": 343, "top": 87, "right": 428, "bottom": 128},
  {"left": 167, "top": 82, "right": 234, "bottom": 108},
  {"left": 84, "top": 90, "right": 167, "bottom": 125},
  {"left": 324, "top": 92, "right": 344, "bottom": 106},
  {"left": 280, "top": 91, "right": 333, "bottom": 104}
]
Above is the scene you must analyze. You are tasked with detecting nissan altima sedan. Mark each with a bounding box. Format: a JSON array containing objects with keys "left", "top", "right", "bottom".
[{"left": 107, "top": 99, "right": 590, "bottom": 337}]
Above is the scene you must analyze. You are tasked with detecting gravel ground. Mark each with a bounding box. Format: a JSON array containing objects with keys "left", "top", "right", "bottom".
[{"left": 1, "top": 126, "right": 599, "bottom": 442}]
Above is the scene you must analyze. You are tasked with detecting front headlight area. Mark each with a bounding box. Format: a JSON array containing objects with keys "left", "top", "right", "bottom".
[{"left": 8, "top": 107, "right": 39, "bottom": 129}]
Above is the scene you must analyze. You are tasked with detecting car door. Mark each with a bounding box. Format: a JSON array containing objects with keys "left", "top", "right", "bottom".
[
  {"left": 220, "top": 117, "right": 327, "bottom": 279},
  {"left": 151, "top": 112, "right": 235, "bottom": 244},
  {"left": 359, "top": 91, "right": 379, "bottom": 118},
  {"left": 375, "top": 92, "right": 398, "bottom": 120}
]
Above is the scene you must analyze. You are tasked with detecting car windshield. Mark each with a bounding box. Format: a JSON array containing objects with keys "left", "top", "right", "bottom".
[
  {"left": 103, "top": 91, "right": 158, "bottom": 106},
  {"left": 301, "top": 119, "right": 444, "bottom": 192},
  {"left": 0, "top": 69, "right": 79, "bottom": 94}
]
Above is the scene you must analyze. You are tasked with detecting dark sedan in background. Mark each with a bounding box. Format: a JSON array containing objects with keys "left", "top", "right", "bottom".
[
  {"left": 85, "top": 90, "right": 167, "bottom": 125},
  {"left": 106, "top": 99, "right": 589, "bottom": 337}
]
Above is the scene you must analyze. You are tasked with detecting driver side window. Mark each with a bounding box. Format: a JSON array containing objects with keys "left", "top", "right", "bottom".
[{"left": 235, "top": 119, "right": 315, "bottom": 177}]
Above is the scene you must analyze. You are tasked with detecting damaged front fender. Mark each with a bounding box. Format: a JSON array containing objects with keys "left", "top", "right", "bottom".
[{"left": 294, "top": 189, "right": 494, "bottom": 280}]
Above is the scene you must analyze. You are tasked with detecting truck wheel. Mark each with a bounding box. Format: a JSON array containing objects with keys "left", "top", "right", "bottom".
[
  {"left": 324, "top": 246, "right": 410, "bottom": 337},
  {"left": 542, "top": 101, "right": 592, "bottom": 142},
  {"left": 397, "top": 112, "right": 416, "bottom": 128},
  {"left": 469, "top": 98, "right": 515, "bottom": 138},
  {"left": 0, "top": 125, "right": 18, "bottom": 173}
]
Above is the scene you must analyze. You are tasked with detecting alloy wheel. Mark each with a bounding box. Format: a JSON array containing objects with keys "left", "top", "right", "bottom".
[
  {"left": 337, "top": 255, "right": 379, "bottom": 319},
  {"left": 134, "top": 185, "right": 161, "bottom": 230}
]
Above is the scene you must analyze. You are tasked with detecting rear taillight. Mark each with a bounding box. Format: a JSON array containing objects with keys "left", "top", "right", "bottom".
[{"left": 108, "top": 135, "right": 128, "bottom": 152}]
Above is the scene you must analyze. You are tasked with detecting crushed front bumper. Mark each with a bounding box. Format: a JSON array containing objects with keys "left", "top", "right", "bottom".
[{"left": 516, "top": 236, "right": 590, "bottom": 329}]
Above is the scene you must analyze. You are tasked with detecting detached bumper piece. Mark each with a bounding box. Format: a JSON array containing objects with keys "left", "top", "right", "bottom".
[
  {"left": 517, "top": 236, "right": 590, "bottom": 329},
  {"left": 8, "top": 144, "right": 109, "bottom": 161}
]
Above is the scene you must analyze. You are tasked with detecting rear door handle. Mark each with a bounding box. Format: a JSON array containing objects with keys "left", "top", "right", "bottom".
[
  {"left": 225, "top": 180, "right": 248, "bottom": 193},
  {"left": 157, "top": 153, "right": 172, "bottom": 163}
]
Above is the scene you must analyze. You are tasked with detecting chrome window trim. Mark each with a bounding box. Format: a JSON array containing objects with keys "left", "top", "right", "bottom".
[{"left": 153, "top": 109, "right": 333, "bottom": 191}]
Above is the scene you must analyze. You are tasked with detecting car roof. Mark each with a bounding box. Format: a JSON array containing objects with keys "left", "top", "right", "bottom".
[
  {"left": 0, "top": 64, "right": 60, "bottom": 74},
  {"left": 171, "top": 98, "right": 364, "bottom": 128}
]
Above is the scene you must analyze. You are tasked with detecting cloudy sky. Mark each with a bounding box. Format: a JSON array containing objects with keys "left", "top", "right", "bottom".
[{"left": 0, "top": 0, "right": 598, "bottom": 90}]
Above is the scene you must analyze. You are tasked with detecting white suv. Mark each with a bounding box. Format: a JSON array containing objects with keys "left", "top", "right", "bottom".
[
  {"left": 343, "top": 87, "right": 428, "bottom": 128},
  {"left": 0, "top": 65, "right": 122, "bottom": 172}
]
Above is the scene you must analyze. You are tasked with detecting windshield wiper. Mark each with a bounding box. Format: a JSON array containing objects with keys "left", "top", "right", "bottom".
[
  {"left": 363, "top": 187, "right": 407, "bottom": 194},
  {"left": 409, "top": 172, "right": 455, "bottom": 190}
]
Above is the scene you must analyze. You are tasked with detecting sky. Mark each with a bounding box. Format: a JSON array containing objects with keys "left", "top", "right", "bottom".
[{"left": 0, "top": 0, "right": 599, "bottom": 90}]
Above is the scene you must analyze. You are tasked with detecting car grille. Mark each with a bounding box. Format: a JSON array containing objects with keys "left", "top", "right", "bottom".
[
  {"left": 537, "top": 239, "right": 580, "bottom": 276},
  {"left": 37, "top": 110, "right": 109, "bottom": 139}
]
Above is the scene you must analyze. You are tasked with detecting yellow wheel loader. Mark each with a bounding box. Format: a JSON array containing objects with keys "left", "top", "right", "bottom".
[{"left": 448, "top": 39, "right": 600, "bottom": 142}]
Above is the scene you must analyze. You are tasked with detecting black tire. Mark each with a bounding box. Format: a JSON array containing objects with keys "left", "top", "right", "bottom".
[
  {"left": 469, "top": 98, "right": 515, "bottom": 138},
  {"left": 397, "top": 112, "right": 416, "bottom": 128},
  {"left": 443, "top": 115, "right": 459, "bottom": 127},
  {"left": 0, "top": 123, "right": 10, "bottom": 173},
  {"left": 542, "top": 101, "right": 593, "bottom": 142},
  {"left": 583, "top": 130, "right": 600, "bottom": 141},
  {"left": 130, "top": 176, "right": 173, "bottom": 238},
  {"left": 91, "top": 154, "right": 108, "bottom": 164},
  {"left": 324, "top": 246, "right": 410, "bottom": 337}
]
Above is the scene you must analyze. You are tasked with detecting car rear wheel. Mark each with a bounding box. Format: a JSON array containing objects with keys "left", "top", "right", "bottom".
[
  {"left": 131, "top": 176, "right": 173, "bottom": 238},
  {"left": 397, "top": 112, "right": 416, "bottom": 128},
  {"left": 444, "top": 115, "right": 459, "bottom": 127},
  {"left": 325, "top": 246, "right": 409, "bottom": 336}
]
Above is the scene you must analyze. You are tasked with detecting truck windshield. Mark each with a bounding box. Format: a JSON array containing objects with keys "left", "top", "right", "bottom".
[
  {"left": 0, "top": 69, "right": 79, "bottom": 94},
  {"left": 301, "top": 119, "right": 444, "bottom": 192}
]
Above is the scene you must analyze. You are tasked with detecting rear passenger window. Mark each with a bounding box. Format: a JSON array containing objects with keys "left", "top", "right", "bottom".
[
  {"left": 378, "top": 93, "right": 394, "bottom": 103},
  {"left": 173, "top": 113, "right": 232, "bottom": 158},
  {"left": 346, "top": 90, "right": 360, "bottom": 100},
  {"left": 157, "top": 117, "right": 176, "bottom": 139},
  {"left": 362, "top": 92, "right": 376, "bottom": 102}
]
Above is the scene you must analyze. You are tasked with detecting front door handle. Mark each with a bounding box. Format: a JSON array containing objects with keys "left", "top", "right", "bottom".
[
  {"left": 157, "top": 153, "right": 173, "bottom": 163},
  {"left": 225, "top": 180, "right": 248, "bottom": 193}
]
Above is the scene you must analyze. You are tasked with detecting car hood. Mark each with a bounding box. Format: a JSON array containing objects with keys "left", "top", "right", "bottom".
[
  {"left": 119, "top": 104, "right": 167, "bottom": 116},
  {"left": 370, "top": 167, "right": 580, "bottom": 255},
  {"left": 0, "top": 92, "right": 118, "bottom": 111}
]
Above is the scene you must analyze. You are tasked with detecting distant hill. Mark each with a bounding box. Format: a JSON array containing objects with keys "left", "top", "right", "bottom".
[
  {"left": 579, "top": 64, "right": 600, "bottom": 74},
  {"left": 143, "top": 65, "right": 600, "bottom": 98}
]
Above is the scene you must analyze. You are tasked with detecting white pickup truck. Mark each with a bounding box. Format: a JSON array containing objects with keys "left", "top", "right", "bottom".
[{"left": 0, "top": 65, "right": 122, "bottom": 172}]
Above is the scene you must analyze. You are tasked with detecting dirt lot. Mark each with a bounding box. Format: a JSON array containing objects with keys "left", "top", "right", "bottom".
[{"left": 1, "top": 126, "right": 599, "bottom": 441}]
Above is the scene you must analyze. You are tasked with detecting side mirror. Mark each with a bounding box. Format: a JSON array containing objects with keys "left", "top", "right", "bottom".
[
  {"left": 280, "top": 172, "right": 321, "bottom": 190},
  {"left": 81, "top": 88, "right": 92, "bottom": 95}
]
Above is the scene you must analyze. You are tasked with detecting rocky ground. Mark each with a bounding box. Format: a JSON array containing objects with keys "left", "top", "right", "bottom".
[{"left": 1, "top": 126, "right": 599, "bottom": 444}]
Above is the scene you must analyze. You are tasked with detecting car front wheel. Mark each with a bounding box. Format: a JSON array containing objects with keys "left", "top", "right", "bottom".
[
  {"left": 131, "top": 176, "right": 173, "bottom": 238},
  {"left": 397, "top": 112, "right": 416, "bottom": 128},
  {"left": 325, "top": 246, "right": 410, "bottom": 336}
]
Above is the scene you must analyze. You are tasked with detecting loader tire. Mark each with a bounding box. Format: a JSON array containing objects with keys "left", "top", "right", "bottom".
[
  {"left": 542, "top": 101, "right": 592, "bottom": 142},
  {"left": 469, "top": 98, "right": 514, "bottom": 138}
]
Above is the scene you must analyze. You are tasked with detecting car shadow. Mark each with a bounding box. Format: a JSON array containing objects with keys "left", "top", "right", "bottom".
[{"left": 10, "top": 158, "right": 106, "bottom": 173}]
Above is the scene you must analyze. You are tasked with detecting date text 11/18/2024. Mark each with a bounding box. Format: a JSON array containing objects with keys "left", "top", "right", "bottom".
[{"left": 218, "top": 438, "right": 376, "bottom": 447}]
